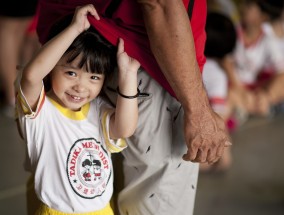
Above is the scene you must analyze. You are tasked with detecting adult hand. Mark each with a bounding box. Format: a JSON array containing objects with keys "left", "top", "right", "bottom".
[{"left": 182, "top": 105, "right": 232, "bottom": 164}]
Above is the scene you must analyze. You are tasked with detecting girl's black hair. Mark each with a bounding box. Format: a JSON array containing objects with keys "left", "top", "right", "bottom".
[
  {"left": 44, "top": 14, "right": 116, "bottom": 91},
  {"left": 64, "top": 29, "right": 116, "bottom": 75},
  {"left": 48, "top": 14, "right": 116, "bottom": 75},
  {"left": 204, "top": 12, "right": 237, "bottom": 59}
]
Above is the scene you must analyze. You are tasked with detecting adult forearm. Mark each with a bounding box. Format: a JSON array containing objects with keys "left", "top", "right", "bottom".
[
  {"left": 137, "top": 0, "right": 231, "bottom": 163},
  {"left": 138, "top": 0, "right": 208, "bottom": 111}
]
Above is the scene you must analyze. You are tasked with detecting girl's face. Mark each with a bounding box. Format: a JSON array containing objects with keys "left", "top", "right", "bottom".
[
  {"left": 49, "top": 54, "right": 105, "bottom": 111},
  {"left": 240, "top": 2, "right": 267, "bottom": 27}
]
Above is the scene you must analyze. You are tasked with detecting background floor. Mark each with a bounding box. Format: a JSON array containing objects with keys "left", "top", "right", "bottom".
[{"left": 195, "top": 114, "right": 284, "bottom": 215}]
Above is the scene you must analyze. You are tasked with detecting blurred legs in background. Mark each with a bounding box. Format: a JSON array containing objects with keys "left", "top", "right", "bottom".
[{"left": 0, "top": 2, "right": 39, "bottom": 117}]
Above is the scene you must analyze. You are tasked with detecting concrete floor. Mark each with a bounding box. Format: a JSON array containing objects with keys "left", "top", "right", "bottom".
[
  {"left": 0, "top": 106, "right": 284, "bottom": 215},
  {"left": 195, "top": 115, "right": 284, "bottom": 215}
]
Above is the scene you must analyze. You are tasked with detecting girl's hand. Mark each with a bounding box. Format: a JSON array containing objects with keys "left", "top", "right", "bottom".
[
  {"left": 71, "top": 4, "right": 100, "bottom": 34},
  {"left": 117, "top": 38, "right": 140, "bottom": 76}
]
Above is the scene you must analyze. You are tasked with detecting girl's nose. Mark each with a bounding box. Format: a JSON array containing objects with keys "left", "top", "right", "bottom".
[{"left": 73, "top": 81, "right": 86, "bottom": 92}]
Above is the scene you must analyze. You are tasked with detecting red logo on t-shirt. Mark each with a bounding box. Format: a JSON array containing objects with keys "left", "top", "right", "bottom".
[{"left": 66, "top": 138, "right": 111, "bottom": 199}]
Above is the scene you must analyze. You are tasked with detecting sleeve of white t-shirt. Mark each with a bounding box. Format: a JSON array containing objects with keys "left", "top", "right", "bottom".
[
  {"left": 265, "top": 34, "right": 284, "bottom": 74},
  {"left": 97, "top": 97, "right": 127, "bottom": 153}
]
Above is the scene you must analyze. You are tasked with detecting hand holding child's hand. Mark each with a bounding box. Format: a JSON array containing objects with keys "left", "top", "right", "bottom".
[
  {"left": 117, "top": 38, "right": 141, "bottom": 75},
  {"left": 72, "top": 4, "right": 100, "bottom": 34}
]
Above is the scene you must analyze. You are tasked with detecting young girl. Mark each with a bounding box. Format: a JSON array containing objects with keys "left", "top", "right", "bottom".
[{"left": 15, "top": 4, "right": 140, "bottom": 215}]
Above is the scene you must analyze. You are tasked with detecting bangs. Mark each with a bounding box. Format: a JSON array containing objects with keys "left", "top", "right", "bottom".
[{"left": 63, "top": 29, "right": 116, "bottom": 75}]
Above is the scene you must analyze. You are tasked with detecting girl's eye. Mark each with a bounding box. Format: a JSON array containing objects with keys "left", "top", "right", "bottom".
[
  {"left": 66, "top": 71, "right": 76, "bottom": 77},
  {"left": 91, "top": 75, "right": 100, "bottom": 80}
]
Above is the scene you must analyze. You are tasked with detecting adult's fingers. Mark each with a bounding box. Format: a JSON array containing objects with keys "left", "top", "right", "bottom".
[
  {"left": 216, "top": 143, "right": 225, "bottom": 160},
  {"left": 186, "top": 138, "right": 230, "bottom": 163},
  {"left": 225, "top": 141, "right": 232, "bottom": 147},
  {"left": 195, "top": 148, "right": 208, "bottom": 163},
  {"left": 183, "top": 140, "right": 199, "bottom": 161},
  {"left": 207, "top": 147, "right": 218, "bottom": 164}
]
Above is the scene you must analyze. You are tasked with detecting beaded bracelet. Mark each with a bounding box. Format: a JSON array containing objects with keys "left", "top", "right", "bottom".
[{"left": 116, "top": 87, "right": 140, "bottom": 99}]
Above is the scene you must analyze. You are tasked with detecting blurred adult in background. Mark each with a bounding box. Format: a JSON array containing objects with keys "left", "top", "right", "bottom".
[
  {"left": 22, "top": 13, "right": 41, "bottom": 67},
  {"left": 0, "top": 0, "right": 39, "bottom": 117},
  {"left": 223, "top": 0, "right": 284, "bottom": 118}
]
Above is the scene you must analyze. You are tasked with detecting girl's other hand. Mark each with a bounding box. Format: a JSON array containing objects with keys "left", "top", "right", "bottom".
[{"left": 117, "top": 38, "right": 140, "bottom": 75}]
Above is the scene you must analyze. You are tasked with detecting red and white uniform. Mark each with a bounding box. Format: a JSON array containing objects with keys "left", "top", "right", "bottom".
[
  {"left": 262, "top": 22, "right": 284, "bottom": 73},
  {"left": 233, "top": 28, "right": 284, "bottom": 86}
]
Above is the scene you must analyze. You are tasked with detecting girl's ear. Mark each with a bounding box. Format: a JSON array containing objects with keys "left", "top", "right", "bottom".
[{"left": 262, "top": 13, "right": 270, "bottom": 22}]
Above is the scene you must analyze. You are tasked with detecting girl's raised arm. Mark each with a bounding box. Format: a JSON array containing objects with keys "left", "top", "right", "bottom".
[
  {"left": 109, "top": 38, "right": 140, "bottom": 139},
  {"left": 20, "top": 4, "right": 99, "bottom": 110}
]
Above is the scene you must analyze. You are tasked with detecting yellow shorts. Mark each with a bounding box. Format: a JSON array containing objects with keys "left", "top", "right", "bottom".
[{"left": 35, "top": 203, "right": 114, "bottom": 215}]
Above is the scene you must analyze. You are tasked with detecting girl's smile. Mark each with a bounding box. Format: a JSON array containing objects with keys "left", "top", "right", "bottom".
[{"left": 48, "top": 54, "right": 105, "bottom": 111}]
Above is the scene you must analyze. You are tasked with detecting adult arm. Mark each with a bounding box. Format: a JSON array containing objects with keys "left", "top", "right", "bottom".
[{"left": 137, "top": 0, "right": 231, "bottom": 163}]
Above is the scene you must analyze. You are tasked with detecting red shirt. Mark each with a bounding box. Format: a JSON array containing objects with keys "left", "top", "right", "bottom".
[{"left": 37, "top": 0, "right": 207, "bottom": 98}]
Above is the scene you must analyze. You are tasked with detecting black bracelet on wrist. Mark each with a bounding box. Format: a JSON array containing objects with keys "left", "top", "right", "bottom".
[{"left": 116, "top": 87, "right": 140, "bottom": 99}]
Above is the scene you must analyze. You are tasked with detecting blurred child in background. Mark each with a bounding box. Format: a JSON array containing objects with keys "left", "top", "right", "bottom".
[
  {"left": 261, "top": 1, "right": 284, "bottom": 113},
  {"left": 207, "top": 0, "right": 240, "bottom": 26},
  {"left": 225, "top": 0, "right": 284, "bottom": 117}
]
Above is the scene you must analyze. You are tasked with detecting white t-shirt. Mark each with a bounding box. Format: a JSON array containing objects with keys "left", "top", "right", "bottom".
[
  {"left": 202, "top": 58, "right": 228, "bottom": 114},
  {"left": 16, "top": 86, "right": 127, "bottom": 213},
  {"left": 262, "top": 22, "right": 284, "bottom": 72},
  {"left": 233, "top": 28, "right": 284, "bottom": 85}
]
